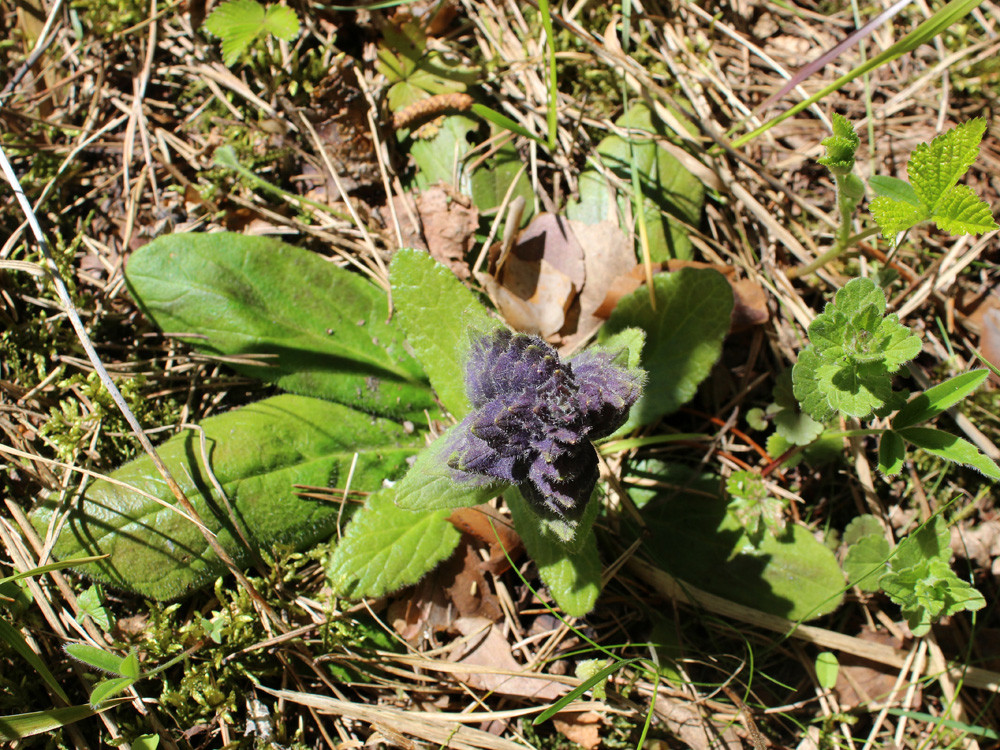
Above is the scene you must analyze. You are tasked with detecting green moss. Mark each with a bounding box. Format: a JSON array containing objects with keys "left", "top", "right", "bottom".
[{"left": 72, "top": 0, "right": 149, "bottom": 37}]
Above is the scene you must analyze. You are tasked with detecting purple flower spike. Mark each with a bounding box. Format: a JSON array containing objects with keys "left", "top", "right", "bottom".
[{"left": 448, "top": 328, "right": 644, "bottom": 519}]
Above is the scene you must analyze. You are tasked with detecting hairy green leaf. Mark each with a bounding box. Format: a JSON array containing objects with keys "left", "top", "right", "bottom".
[
  {"left": 817, "top": 113, "right": 859, "bottom": 174},
  {"left": 390, "top": 248, "right": 501, "bottom": 419},
  {"left": 844, "top": 514, "right": 885, "bottom": 546},
  {"left": 65, "top": 644, "right": 125, "bottom": 675},
  {"left": 327, "top": 489, "right": 461, "bottom": 599},
  {"left": 881, "top": 549, "right": 985, "bottom": 637},
  {"left": 878, "top": 430, "right": 906, "bottom": 476},
  {"left": 892, "top": 369, "right": 989, "bottom": 429},
  {"left": 31, "top": 395, "right": 421, "bottom": 600},
  {"left": 125, "top": 233, "right": 436, "bottom": 422},
  {"left": 909, "top": 118, "right": 986, "bottom": 212},
  {"left": 896, "top": 426, "right": 1000, "bottom": 479},
  {"left": 932, "top": 184, "right": 999, "bottom": 236},
  {"left": 869, "top": 196, "right": 928, "bottom": 246},
  {"left": 601, "top": 267, "right": 732, "bottom": 430},
  {"left": 770, "top": 369, "right": 824, "bottom": 445},
  {"left": 506, "top": 490, "right": 601, "bottom": 617},
  {"left": 88, "top": 678, "right": 134, "bottom": 708}
]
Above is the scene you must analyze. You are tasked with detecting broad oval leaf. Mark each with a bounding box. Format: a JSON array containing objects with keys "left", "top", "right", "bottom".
[
  {"left": 125, "top": 233, "right": 437, "bottom": 422},
  {"left": 31, "top": 395, "right": 422, "bottom": 600},
  {"left": 892, "top": 368, "right": 989, "bottom": 430},
  {"left": 878, "top": 430, "right": 906, "bottom": 476},
  {"left": 815, "top": 652, "right": 840, "bottom": 689},
  {"left": 327, "top": 488, "right": 461, "bottom": 599},
  {"left": 601, "top": 267, "right": 732, "bottom": 430},
  {"left": 896, "top": 426, "right": 1000, "bottom": 480}
]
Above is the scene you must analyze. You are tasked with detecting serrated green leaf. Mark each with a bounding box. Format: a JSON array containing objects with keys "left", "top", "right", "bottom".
[
  {"left": 261, "top": 4, "right": 299, "bottom": 40},
  {"left": 506, "top": 490, "right": 601, "bottom": 617},
  {"left": 896, "top": 426, "right": 1000, "bottom": 480},
  {"left": 817, "top": 114, "right": 859, "bottom": 175},
  {"left": 31, "top": 395, "right": 422, "bottom": 600},
  {"left": 393, "top": 426, "right": 509, "bottom": 512},
  {"left": 65, "top": 644, "right": 124, "bottom": 675},
  {"left": 792, "top": 348, "right": 836, "bottom": 423},
  {"left": 878, "top": 430, "right": 906, "bottom": 476},
  {"left": 909, "top": 118, "right": 986, "bottom": 212},
  {"left": 600, "top": 268, "right": 732, "bottom": 430},
  {"left": 205, "top": 0, "right": 265, "bottom": 65},
  {"left": 869, "top": 196, "right": 928, "bottom": 246},
  {"left": 892, "top": 369, "right": 989, "bottom": 429},
  {"left": 815, "top": 652, "right": 840, "bottom": 689},
  {"left": 89, "top": 677, "right": 134, "bottom": 708},
  {"left": 868, "top": 175, "right": 922, "bottom": 206},
  {"left": 125, "top": 233, "right": 437, "bottom": 422},
  {"left": 327, "top": 489, "right": 461, "bottom": 599},
  {"left": 932, "top": 184, "right": 999, "bottom": 236},
  {"left": 75, "top": 586, "right": 110, "bottom": 631},
  {"left": 844, "top": 534, "right": 891, "bottom": 592},
  {"left": 411, "top": 115, "right": 479, "bottom": 189}
]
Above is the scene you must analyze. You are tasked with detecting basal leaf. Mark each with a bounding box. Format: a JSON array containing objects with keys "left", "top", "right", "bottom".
[
  {"left": 600, "top": 267, "right": 732, "bottom": 430},
  {"left": 469, "top": 142, "right": 535, "bottom": 222},
  {"left": 31, "top": 395, "right": 422, "bottom": 600},
  {"left": 932, "top": 184, "right": 999, "bottom": 237},
  {"left": 393, "top": 426, "right": 509, "bottom": 512},
  {"left": 390, "top": 248, "right": 501, "bottom": 419},
  {"left": 843, "top": 533, "right": 891, "bottom": 592},
  {"left": 411, "top": 115, "right": 479, "bottom": 189},
  {"left": 327, "top": 489, "right": 461, "bottom": 599},
  {"left": 878, "top": 430, "right": 906, "bottom": 476},
  {"left": 125, "top": 232, "right": 436, "bottom": 422},
  {"left": 566, "top": 170, "right": 616, "bottom": 225},
  {"left": 896, "top": 426, "right": 1000, "bottom": 480},
  {"left": 908, "top": 118, "right": 986, "bottom": 212},
  {"left": 892, "top": 369, "right": 989, "bottom": 430},
  {"left": 869, "top": 196, "right": 928, "bottom": 246},
  {"left": 506, "top": 490, "right": 601, "bottom": 617},
  {"left": 868, "top": 175, "right": 922, "bottom": 206}
]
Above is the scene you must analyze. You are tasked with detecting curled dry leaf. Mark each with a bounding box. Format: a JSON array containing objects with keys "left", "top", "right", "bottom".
[{"left": 391, "top": 184, "right": 479, "bottom": 279}]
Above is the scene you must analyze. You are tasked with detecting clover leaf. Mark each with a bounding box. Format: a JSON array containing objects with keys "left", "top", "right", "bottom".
[
  {"left": 792, "top": 278, "right": 921, "bottom": 421},
  {"left": 868, "top": 119, "right": 998, "bottom": 246}
]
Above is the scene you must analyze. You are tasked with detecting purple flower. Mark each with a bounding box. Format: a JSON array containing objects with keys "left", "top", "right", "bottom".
[{"left": 446, "top": 328, "right": 643, "bottom": 519}]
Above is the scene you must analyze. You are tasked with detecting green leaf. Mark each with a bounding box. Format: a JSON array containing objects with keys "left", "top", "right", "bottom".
[
  {"left": 566, "top": 170, "right": 616, "bottom": 225},
  {"left": 75, "top": 586, "right": 111, "bottom": 631},
  {"left": 843, "top": 514, "right": 884, "bottom": 546},
  {"left": 469, "top": 142, "right": 535, "bottom": 220},
  {"left": 506, "top": 491, "right": 601, "bottom": 617},
  {"left": 868, "top": 196, "right": 928, "bottom": 246},
  {"left": 118, "top": 651, "right": 140, "bottom": 681},
  {"left": 411, "top": 115, "right": 479, "bottom": 189},
  {"left": 868, "top": 175, "right": 922, "bottom": 206},
  {"left": 878, "top": 430, "right": 906, "bottom": 476},
  {"left": 31, "top": 395, "right": 422, "bottom": 600},
  {"left": 896, "top": 426, "right": 1000, "bottom": 480},
  {"left": 815, "top": 652, "right": 840, "bottom": 689},
  {"left": 65, "top": 644, "right": 125, "bottom": 675},
  {"left": 393, "top": 426, "right": 509, "bottom": 512},
  {"left": 932, "top": 184, "right": 999, "bottom": 236},
  {"left": 817, "top": 113, "right": 859, "bottom": 175},
  {"left": 125, "top": 233, "right": 436, "bottom": 422},
  {"left": 633, "top": 470, "right": 845, "bottom": 620},
  {"left": 204, "top": 0, "right": 299, "bottom": 66},
  {"left": 769, "top": 370, "right": 824, "bottom": 446},
  {"left": 843, "top": 533, "right": 891, "bottom": 592},
  {"left": 132, "top": 735, "right": 160, "bottom": 750},
  {"left": 892, "top": 369, "right": 989, "bottom": 429},
  {"left": 390, "top": 248, "right": 501, "bottom": 419},
  {"left": 909, "top": 118, "right": 986, "bottom": 212},
  {"left": 0, "top": 620, "right": 71, "bottom": 703},
  {"left": 600, "top": 267, "right": 732, "bottom": 430},
  {"left": 88, "top": 677, "right": 134, "bottom": 708},
  {"left": 0, "top": 701, "right": 128, "bottom": 741},
  {"left": 327, "top": 488, "right": 461, "bottom": 599}
]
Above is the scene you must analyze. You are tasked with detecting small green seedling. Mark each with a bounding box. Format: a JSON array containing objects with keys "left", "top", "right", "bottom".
[
  {"left": 65, "top": 644, "right": 141, "bottom": 708},
  {"left": 204, "top": 0, "right": 300, "bottom": 67},
  {"left": 725, "top": 470, "right": 787, "bottom": 547},
  {"left": 844, "top": 515, "right": 985, "bottom": 636},
  {"left": 869, "top": 119, "right": 998, "bottom": 247}
]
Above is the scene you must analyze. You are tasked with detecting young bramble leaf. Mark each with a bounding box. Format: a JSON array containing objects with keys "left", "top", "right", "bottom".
[
  {"left": 892, "top": 369, "right": 989, "bottom": 430},
  {"left": 327, "top": 488, "right": 461, "bottom": 599},
  {"left": 932, "top": 184, "right": 999, "bottom": 237},
  {"left": 909, "top": 118, "right": 986, "bottom": 211},
  {"left": 869, "top": 196, "right": 928, "bottom": 246},
  {"left": 868, "top": 175, "right": 922, "bottom": 206},
  {"left": 817, "top": 113, "right": 860, "bottom": 175},
  {"left": 878, "top": 430, "right": 906, "bottom": 476},
  {"left": 204, "top": 0, "right": 299, "bottom": 67},
  {"left": 895, "top": 427, "right": 1000, "bottom": 479}
]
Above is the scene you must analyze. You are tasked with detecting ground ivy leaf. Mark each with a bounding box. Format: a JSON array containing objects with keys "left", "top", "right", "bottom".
[
  {"left": 869, "top": 196, "right": 928, "bottom": 246},
  {"left": 843, "top": 514, "right": 885, "bottom": 546},
  {"left": 896, "top": 426, "right": 1000, "bottom": 480},
  {"left": 393, "top": 426, "right": 509, "bottom": 512},
  {"left": 908, "top": 118, "right": 986, "bottom": 212},
  {"left": 125, "top": 233, "right": 437, "bottom": 422},
  {"left": 791, "top": 348, "right": 836, "bottom": 422},
  {"left": 932, "top": 184, "right": 999, "bottom": 237},
  {"left": 31, "top": 395, "right": 422, "bottom": 600},
  {"left": 600, "top": 267, "right": 732, "bottom": 430},
  {"left": 878, "top": 430, "right": 906, "bottom": 476},
  {"left": 844, "top": 533, "right": 891, "bottom": 592},
  {"left": 390, "top": 248, "right": 501, "bottom": 419},
  {"left": 892, "top": 369, "right": 989, "bottom": 430},
  {"left": 770, "top": 370, "right": 824, "bottom": 445},
  {"left": 327, "top": 488, "right": 461, "bottom": 600},
  {"left": 868, "top": 175, "right": 922, "bottom": 206},
  {"left": 506, "top": 490, "right": 601, "bottom": 617}
]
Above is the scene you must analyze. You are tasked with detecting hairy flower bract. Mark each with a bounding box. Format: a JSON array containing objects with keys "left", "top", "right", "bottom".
[{"left": 446, "top": 328, "right": 643, "bottom": 519}]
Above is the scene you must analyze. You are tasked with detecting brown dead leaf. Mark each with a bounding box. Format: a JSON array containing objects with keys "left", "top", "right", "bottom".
[
  {"left": 448, "top": 505, "right": 522, "bottom": 575},
  {"left": 834, "top": 629, "right": 918, "bottom": 709},
  {"left": 391, "top": 185, "right": 478, "bottom": 279},
  {"left": 552, "top": 711, "right": 603, "bottom": 750},
  {"left": 450, "top": 616, "right": 566, "bottom": 700}
]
